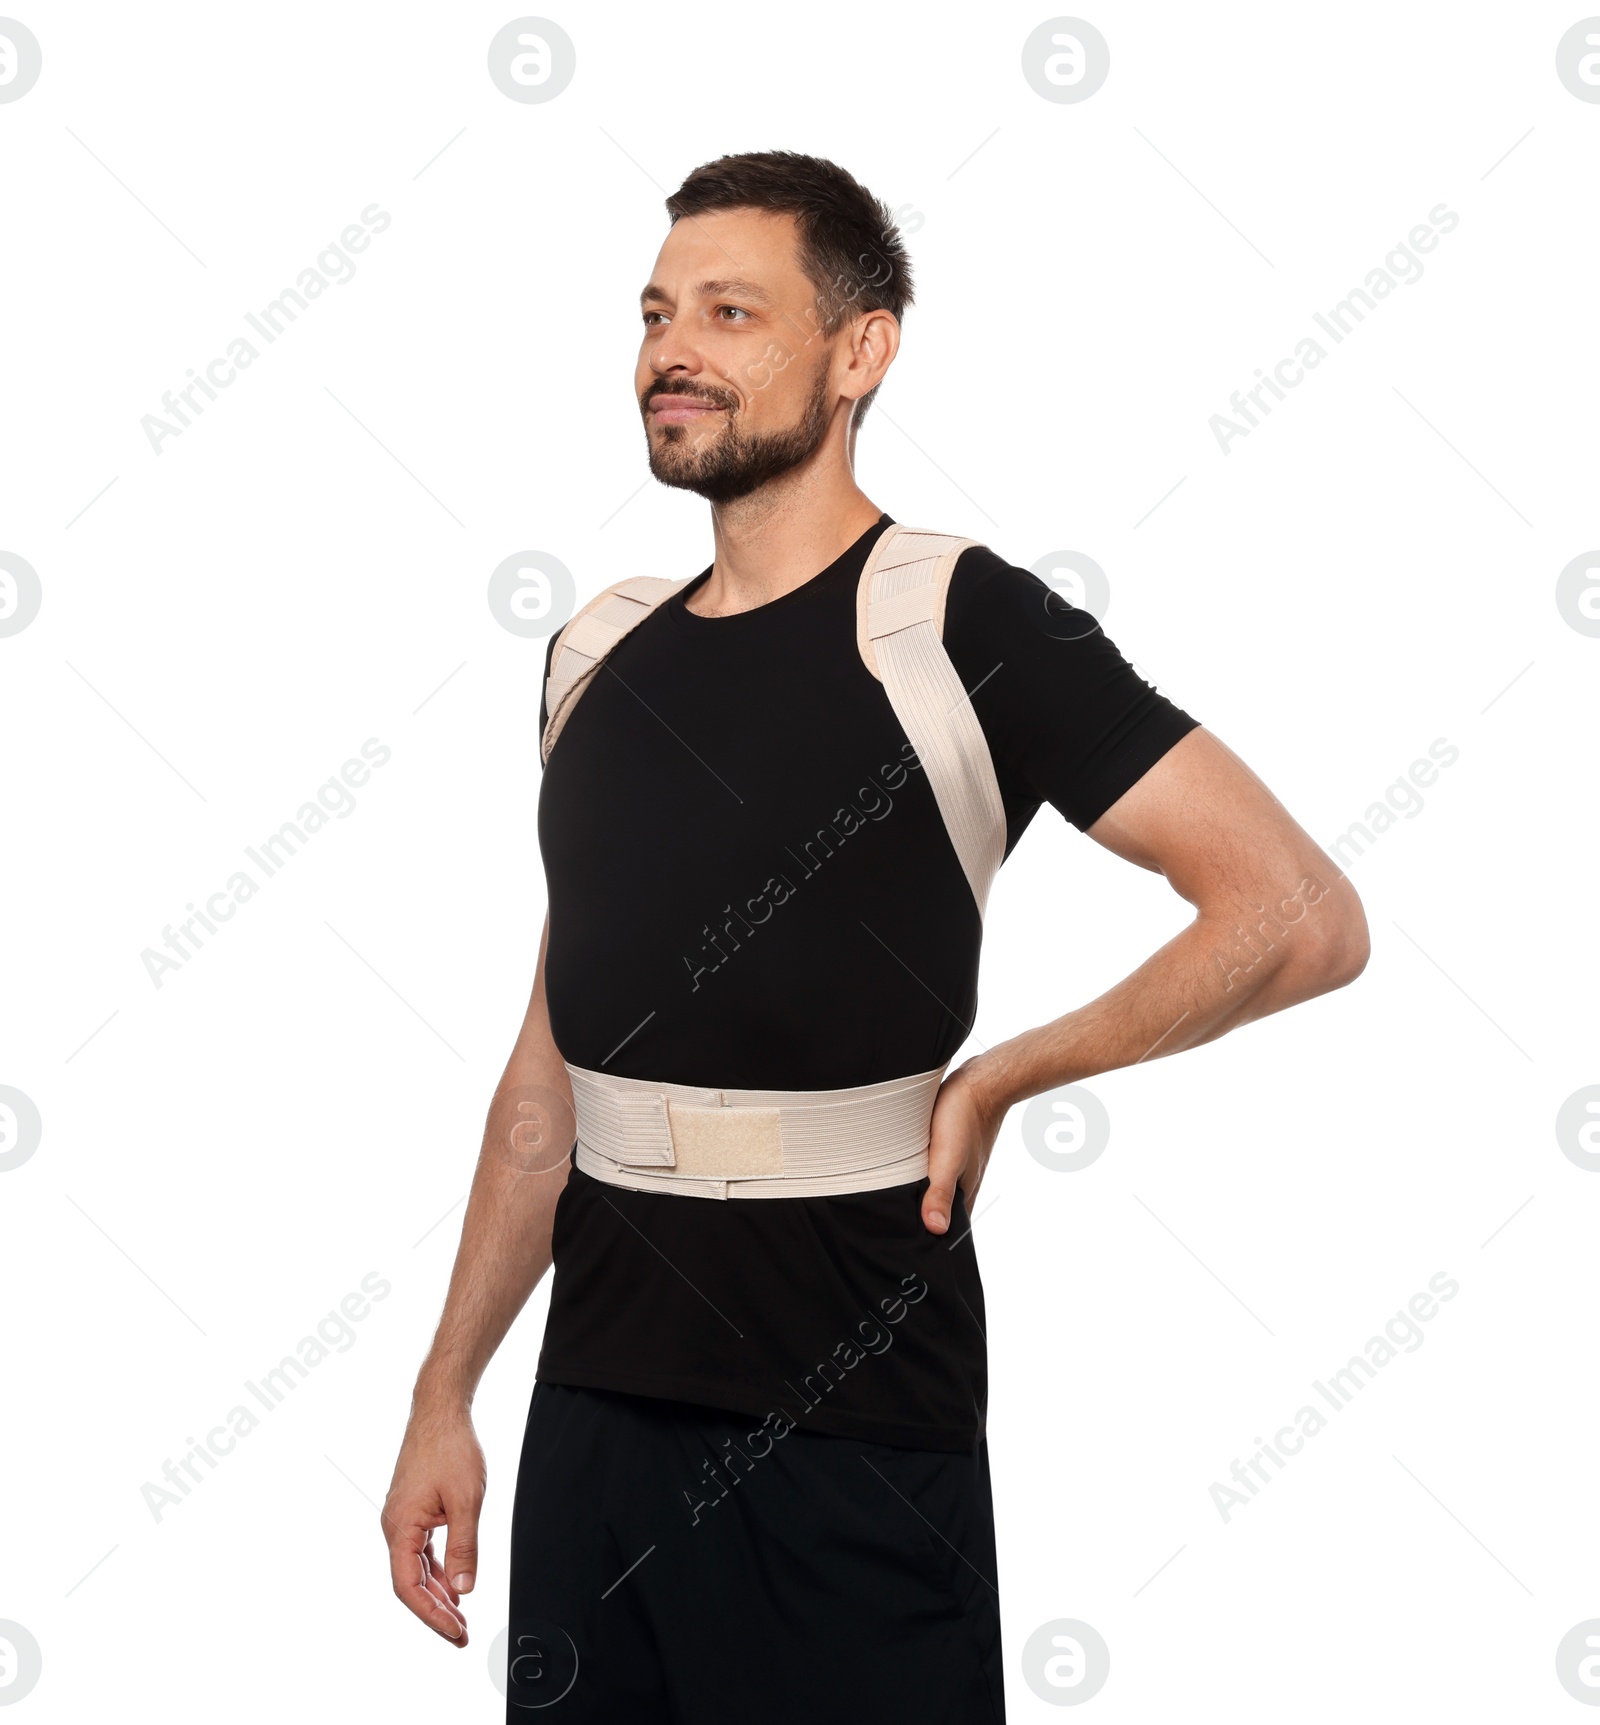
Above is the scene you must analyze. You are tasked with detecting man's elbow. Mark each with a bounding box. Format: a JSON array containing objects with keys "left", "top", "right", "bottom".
[{"left": 1301, "top": 887, "right": 1370, "bottom": 994}]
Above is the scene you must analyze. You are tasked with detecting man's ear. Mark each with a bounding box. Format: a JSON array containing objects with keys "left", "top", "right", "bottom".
[{"left": 842, "top": 308, "right": 900, "bottom": 406}]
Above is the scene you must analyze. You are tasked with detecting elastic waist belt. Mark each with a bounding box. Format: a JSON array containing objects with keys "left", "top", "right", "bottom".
[{"left": 566, "top": 1061, "right": 946, "bottom": 1200}]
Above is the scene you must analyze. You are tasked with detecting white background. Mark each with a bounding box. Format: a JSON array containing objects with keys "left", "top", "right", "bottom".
[{"left": 3, "top": 1, "right": 1597, "bottom": 1718}]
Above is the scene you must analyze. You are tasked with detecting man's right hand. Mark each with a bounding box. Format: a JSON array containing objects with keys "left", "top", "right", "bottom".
[{"left": 382, "top": 1404, "right": 487, "bottom": 1648}]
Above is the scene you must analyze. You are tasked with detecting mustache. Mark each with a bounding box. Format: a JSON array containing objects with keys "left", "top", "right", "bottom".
[{"left": 642, "top": 382, "right": 739, "bottom": 414}]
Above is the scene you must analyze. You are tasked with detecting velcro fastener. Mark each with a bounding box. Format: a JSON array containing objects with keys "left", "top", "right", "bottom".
[
  {"left": 867, "top": 585, "right": 937, "bottom": 639},
  {"left": 667, "top": 1103, "right": 784, "bottom": 1177}
]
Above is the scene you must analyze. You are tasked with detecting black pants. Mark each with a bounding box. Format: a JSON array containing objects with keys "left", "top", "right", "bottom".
[{"left": 506, "top": 1382, "right": 1005, "bottom": 1722}]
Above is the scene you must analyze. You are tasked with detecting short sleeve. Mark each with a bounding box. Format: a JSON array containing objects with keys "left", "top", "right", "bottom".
[{"left": 941, "top": 548, "right": 1200, "bottom": 834}]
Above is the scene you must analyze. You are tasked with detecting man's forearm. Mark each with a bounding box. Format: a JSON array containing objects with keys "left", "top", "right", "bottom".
[
  {"left": 411, "top": 1076, "right": 574, "bottom": 1412},
  {"left": 382, "top": 924, "right": 574, "bottom": 1645},
  {"left": 971, "top": 871, "right": 1367, "bottom": 1112},
  {"left": 411, "top": 923, "right": 576, "bottom": 1415}
]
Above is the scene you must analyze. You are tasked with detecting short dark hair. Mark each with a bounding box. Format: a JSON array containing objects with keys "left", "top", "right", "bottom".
[{"left": 664, "top": 150, "right": 913, "bottom": 426}]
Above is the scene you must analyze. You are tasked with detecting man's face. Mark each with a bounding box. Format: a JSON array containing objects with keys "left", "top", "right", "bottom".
[{"left": 637, "top": 209, "right": 839, "bottom": 504}]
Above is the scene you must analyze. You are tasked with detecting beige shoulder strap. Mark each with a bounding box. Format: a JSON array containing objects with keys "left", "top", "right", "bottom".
[
  {"left": 541, "top": 575, "right": 690, "bottom": 763},
  {"left": 857, "top": 525, "right": 1007, "bottom": 919}
]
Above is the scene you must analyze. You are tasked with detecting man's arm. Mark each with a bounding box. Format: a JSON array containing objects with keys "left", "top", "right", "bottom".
[
  {"left": 921, "top": 727, "right": 1369, "bottom": 1232},
  {"left": 381, "top": 912, "right": 575, "bottom": 1647}
]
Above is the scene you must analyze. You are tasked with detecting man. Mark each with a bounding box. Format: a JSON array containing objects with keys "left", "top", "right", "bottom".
[{"left": 383, "top": 151, "right": 1369, "bottom": 1722}]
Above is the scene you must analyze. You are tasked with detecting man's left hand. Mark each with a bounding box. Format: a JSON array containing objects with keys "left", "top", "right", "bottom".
[{"left": 922, "top": 1062, "right": 1006, "bottom": 1234}]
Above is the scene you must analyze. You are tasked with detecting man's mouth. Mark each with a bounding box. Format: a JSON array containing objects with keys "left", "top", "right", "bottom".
[{"left": 648, "top": 393, "right": 727, "bottom": 425}]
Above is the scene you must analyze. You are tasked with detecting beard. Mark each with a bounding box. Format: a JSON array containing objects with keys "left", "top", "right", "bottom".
[{"left": 642, "top": 365, "right": 833, "bottom": 504}]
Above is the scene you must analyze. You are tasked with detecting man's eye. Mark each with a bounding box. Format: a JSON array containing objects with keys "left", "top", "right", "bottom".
[
  {"left": 717, "top": 305, "right": 751, "bottom": 322},
  {"left": 642, "top": 310, "right": 667, "bottom": 327}
]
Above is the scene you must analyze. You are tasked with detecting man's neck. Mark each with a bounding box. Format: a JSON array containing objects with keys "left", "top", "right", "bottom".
[{"left": 687, "top": 464, "right": 884, "bottom": 618}]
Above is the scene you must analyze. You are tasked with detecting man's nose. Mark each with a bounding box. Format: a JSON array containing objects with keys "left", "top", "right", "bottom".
[{"left": 647, "top": 320, "right": 703, "bottom": 377}]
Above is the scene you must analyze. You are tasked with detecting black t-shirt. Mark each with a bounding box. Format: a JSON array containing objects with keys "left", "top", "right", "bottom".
[{"left": 532, "top": 515, "right": 1198, "bottom": 1451}]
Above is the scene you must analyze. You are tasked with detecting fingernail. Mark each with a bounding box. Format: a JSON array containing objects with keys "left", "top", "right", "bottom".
[
  {"left": 928, "top": 1211, "right": 946, "bottom": 1230},
  {"left": 453, "top": 1573, "right": 473, "bottom": 1593},
  {"left": 443, "top": 1617, "right": 463, "bottom": 1637}
]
